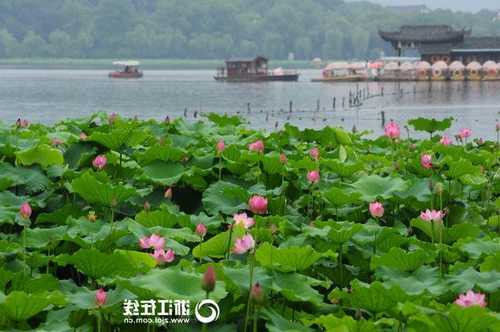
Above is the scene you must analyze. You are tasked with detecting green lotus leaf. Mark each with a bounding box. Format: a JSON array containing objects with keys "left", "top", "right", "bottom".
[
  {"left": 66, "top": 286, "right": 136, "bottom": 310},
  {"left": 89, "top": 127, "right": 147, "bottom": 151},
  {"left": 70, "top": 171, "right": 137, "bottom": 206},
  {"left": 202, "top": 181, "right": 249, "bottom": 215},
  {"left": 371, "top": 247, "right": 436, "bottom": 272},
  {"left": 261, "top": 308, "right": 313, "bottom": 332},
  {"left": 410, "top": 218, "right": 445, "bottom": 243},
  {"left": 375, "top": 266, "right": 447, "bottom": 295},
  {"left": 343, "top": 280, "right": 411, "bottom": 314},
  {"left": 408, "top": 117, "right": 453, "bottom": 133},
  {"left": 136, "top": 144, "right": 186, "bottom": 164},
  {"left": 192, "top": 225, "right": 245, "bottom": 258},
  {"left": 447, "top": 267, "right": 500, "bottom": 293},
  {"left": 15, "top": 144, "right": 64, "bottom": 168},
  {"left": 458, "top": 238, "right": 500, "bottom": 259},
  {"left": 459, "top": 174, "right": 487, "bottom": 186},
  {"left": 321, "top": 160, "right": 364, "bottom": 178},
  {"left": 306, "top": 314, "right": 377, "bottom": 332},
  {"left": 120, "top": 268, "right": 228, "bottom": 303},
  {"left": 0, "top": 191, "right": 27, "bottom": 225},
  {"left": 394, "top": 178, "right": 432, "bottom": 202},
  {"left": 22, "top": 226, "right": 67, "bottom": 248},
  {"left": 272, "top": 272, "right": 330, "bottom": 306},
  {"left": 351, "top": 175, "right": 407, "bottom": 201},
  {"left": 208, "top": 113, "right": 242, "bottom": 127},
  {"left": 54, "top": 248, "right": 154, "bottom": 279},
  {"left": 63, "top": 142, "right": 97, "bottom": 169},
  {"left": 416, "top": 306, "right": 500, "bottom": 332},
  {"left": 328, "top": 222, "right": 363, "bottom": 243},
  {"left": 480, "top": 253, "right": 500, "bottom": 272},
  {"left": 255, "top": 242, "right": 324, "bottom": 272},
  {"left": 0, "top": 291, "right": 66, "bottom": 321},
  {"left": 135, "top": 208, "right": 190, "bottom": 228},
  {"left": 333, "top": 128, "right": 353, "bottom": 146},
  {"left": 141, "top": 160, "right": 185, "bottom": 185},
  {"left": 0, "top": 163, "right": 49, "bottom": 193},
  {"left": 445, "top": 159, "right": 480, "bottom": 179},
  {"left": 262, "top": 153, "right": 286, "bottom": 175},
  {"left": 324, "top": 187, "right": 361, "bottom": 207},
  {"left": 36, "top": 204, "right": 86, "bottom": 225}
]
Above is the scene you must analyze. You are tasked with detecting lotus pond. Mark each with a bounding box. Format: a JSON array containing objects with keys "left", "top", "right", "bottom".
[{"left": 0, "top": 113, "right": 499, "bottom": 331}]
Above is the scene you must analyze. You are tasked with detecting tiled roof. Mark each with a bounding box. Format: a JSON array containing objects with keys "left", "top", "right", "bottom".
[{"left": 379, "top": 25, "right": 467, "bottom": 43}]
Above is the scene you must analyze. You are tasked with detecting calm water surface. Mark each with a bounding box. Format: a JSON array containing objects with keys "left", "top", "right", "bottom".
[{"left": 0, "top": 69, "right": 499, "bottom": 139}]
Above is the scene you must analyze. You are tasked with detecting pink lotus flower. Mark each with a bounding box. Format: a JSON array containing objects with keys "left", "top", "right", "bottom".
[
  {"left": 440, "top": 135, "right": 452, "bottom": 145},
  {"left": 80, "top": 132, "right": 88, "bottom": 141},
  {"left": 108, "top": 113, "right": 118, "bottom": 125},
  {"left": 163, "top": 249, "right": 175, "bottom": 263},
  {"left": 151, "top": 248, "right": 175, "bottom": 264},
  {"left": 19, "top": 202, "right": 32, "bottom": 219},
  {"left": 202, "top": 265, "right": 216, "bottom": 293},
  {"left": 248, "top": 140, "right": 264, "bottom": 153},
  {"left": 16, "top": 118, "right": 30, "bottom": 128},
  {"left": 420, "top": 154, "right": 433, "bottom": 169},
  {"left": 95, "top": 288, "right": 107, "bottom": 306},
  {"left": 279, "top": 153, "right": 288, "bottom": 164},
  {"left": 195, "top": 223, "right": 208, "bottom": 237},
  {"left": 232, "top": 234, "right": 255, "bottom": 254},
  {"left": 164, "top": 187, "right": 173, "bottom": 200},
  {"left": 369, "top": 202, "right": 384, "bottom": 218},
  {"left": 216, "top": 140, "right": 225, "bottom": 154},
  {"left": 250, "top": 282, "right": 264, "bottom": 304},
  {"left": 92, "top": 155, "right": 107, "bottom": 170},
  {"left": 309, "top": 147, "right": 320, "bottom": 160},
  {"left": 384, "top": 121, "right": 400, "bottom": 139},
  {"left": 454, "top": 290, "right": 487, "bottom": 308},
  {"left": 51, "top": 138, "right": 63, "bottom": 146},
  {"left": 139, "top": 236, "right": 150, "bottom": 249},
  {"left": 248, "top": 195, "right": 268, "bottom": 215},
  {"left": 496, "top": 122, "right": 500, "bottom": 131},
  {"left": 458, "top": 128, "right": 472, "bottom": 140},
  {"left": 420, "top": 209, "right": 445, "bottom": 223},
  {"left": 148, "top": 234, "right": 166, "bottom": 250},
  {"left": 233, "top": 213, "right": 255, "bottom": 229},
  {"left": 307, "top": 170, "right": 320, "bottom": 184}
]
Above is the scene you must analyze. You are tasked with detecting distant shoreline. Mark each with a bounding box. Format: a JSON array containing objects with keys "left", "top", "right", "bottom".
[{"left": 0, "top": 58, "right": 315, "bottom": 70}]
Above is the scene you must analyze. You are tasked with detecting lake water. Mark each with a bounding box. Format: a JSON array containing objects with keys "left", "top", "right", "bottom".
[{"left": 0, "top": 69, "right": 499, "bottom": 139}]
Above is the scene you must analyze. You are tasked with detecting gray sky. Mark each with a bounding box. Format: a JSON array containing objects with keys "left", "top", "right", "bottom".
[{"left": 346, "top": 0, "right": 499, "bottom": 12}]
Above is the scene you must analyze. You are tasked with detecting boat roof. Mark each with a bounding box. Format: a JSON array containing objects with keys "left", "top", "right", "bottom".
[
  {"left": 225, "top": 56, "right": 268, "bottom": 64},
  {"left": 113, "top": 60, "right": 141, "bottom": 67}
]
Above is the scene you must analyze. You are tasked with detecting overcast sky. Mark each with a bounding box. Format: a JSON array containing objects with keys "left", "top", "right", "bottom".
[{"left": 347, "top": 0, "right": 499, "bottom": 12}]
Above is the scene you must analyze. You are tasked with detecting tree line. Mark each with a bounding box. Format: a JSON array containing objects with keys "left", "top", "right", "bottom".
[{"left": 0, "top": 0, "right": 499, "bottom": 60}]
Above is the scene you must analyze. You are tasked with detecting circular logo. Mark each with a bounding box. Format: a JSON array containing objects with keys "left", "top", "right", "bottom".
[{"left": 194, "top": 299, "right": 220, "bottom": 324}]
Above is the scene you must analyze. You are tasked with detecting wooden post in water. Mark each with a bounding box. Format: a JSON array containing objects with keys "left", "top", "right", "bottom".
[
  {"left": 289, "top": 101, "right": 293, "bottom": 113},
  {"left": 333, "top": 97, "right": 336, "bottom": 110},
  {"left": 381, "top": 111, "right": 386, "bottom": 127},
  {"left": 381, "top": 87, "right": 384, "bottom": 96},
  {"left": 184, "top": 108, "right": 187, "bottom": 117},
  {"left": 247, "top": 102, "right": 251, "bottom": 114},
  {"left": 316, "top": 99, "right": 320, "bottom": 112},
  {"left": 342, "top": 96, "right": 345, "bottom": 108}
]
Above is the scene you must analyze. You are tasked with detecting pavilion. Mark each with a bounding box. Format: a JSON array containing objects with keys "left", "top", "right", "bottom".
[{"left": 379, "top": 25, "right": 500, "bottom": 64}]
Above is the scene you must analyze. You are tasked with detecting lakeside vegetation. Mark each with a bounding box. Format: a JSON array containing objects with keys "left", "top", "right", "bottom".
[
  {"left": 1, "top": 0, "right": 500, "bottom": 61},
  {"left": 0, "top": 113, "right": 498, "bottom": 331},
  {"left": 0, "top": 58, "right": 312, "bottom": 70}
]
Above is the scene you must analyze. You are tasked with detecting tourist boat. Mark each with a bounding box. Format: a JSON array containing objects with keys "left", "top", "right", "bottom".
[
  {"left": 109, "top": 61, "right": 143, "bottom": 79},
  {"left": 311, "top": 62, "right": 365, "bottom": 82},
  {"left": 214, "top": 56, "right": 299, "bottom": 82}
]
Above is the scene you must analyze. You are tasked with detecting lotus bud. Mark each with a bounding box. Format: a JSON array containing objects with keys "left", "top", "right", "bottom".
[
  {"left": 434, "top": 182, "right": 444, "bottom": 194},
  {"left": 96, "top": 288, "right": 107, "bottom": 306},
  {"left": 143, "top": 201, "right": 151, "bottom": 211},
  {"left": 19, "top": 202, "right": 32, "bottom": 219},
  {"left": 250, "top": 282, "right": 264, "bottom": 305},
  {"left": 164, "top": 187, "right": 173, "bottom": 200},
  {"left": 202, "top": 265, "right": 216, "bottom": 293},
  {"left": 195, "top": 223, "right": 207, "bottom": 238}
]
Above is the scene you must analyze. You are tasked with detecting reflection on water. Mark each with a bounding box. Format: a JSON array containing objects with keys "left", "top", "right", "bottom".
[{"left": 0, "top": 69, "right": 498, "bottom": 139}]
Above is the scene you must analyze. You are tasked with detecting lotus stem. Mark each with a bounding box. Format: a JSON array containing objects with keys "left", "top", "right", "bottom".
[
  {"left": 243, "top": 253, "right": 255, "bottom": 332},
  {"left": 225, "top": 222, "right": 234, "bottom": 260},
  {"left": 253, "top": 308, "right": 258, "bottom": 332}
]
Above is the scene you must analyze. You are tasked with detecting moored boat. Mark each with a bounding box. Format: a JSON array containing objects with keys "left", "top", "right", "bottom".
[
  {"left": 311, "top": 62, "right": 366, "bottom": 82},
  {"left": 109, "top": 61, "right": 143, "bottom": 79},
  {"left": 214, "top": 56, "right": 299, "bottom": 82}
]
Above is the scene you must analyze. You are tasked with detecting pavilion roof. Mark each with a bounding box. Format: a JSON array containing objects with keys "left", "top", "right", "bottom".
[{"left": 379, "top": 25, "right": 468, "bottom": 43}]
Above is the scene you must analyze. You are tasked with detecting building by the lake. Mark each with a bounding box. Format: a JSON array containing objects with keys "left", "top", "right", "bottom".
[{"left": 379, "top": 25, "right": 500, "bottom": 64}]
